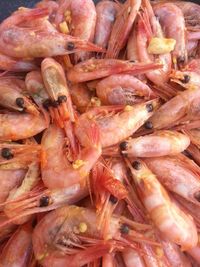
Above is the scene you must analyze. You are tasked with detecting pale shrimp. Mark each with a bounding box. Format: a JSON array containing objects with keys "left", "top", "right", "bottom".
[
  {"left": 75, "top": 99, "right": 160, "bottom": 148},
  {"left": 126, "top": 158, "right": 198, "bottom": 250},
  {"left": 0, "top": 8, "right": 103, "bottom": 59},
  {"left": 94, "top": 1, "right": 119, "bottom": 49},
  {"left": 69, "top": 83, "right": 92, "bottom": 113},
  {"left": 106, "top": 0, "right": 142, "bottom": 59},
  {"left": 119, "top": 130, "right": 190, "bottom": 157},
  {"left": 0, "top": 222, "right": 33, "bottom": 266},
  {"left": 67, "top": 58, "right": 162, "bottom": 83},
  {"left": 153, "top": 2, "right": 187, "bottom": 66},
  {"left": 145, "top": 155, "right": 200, "bottom": 206},
  {"left": 0, "top": 52, "right": 37, "bottom": 72},
  {"left": 122, "top": 248, "right": 146, "bottom": 267},
  {"left": 32, "top": 205, "right": 156, "bottom": 267},
  {"left": 0, "top": 77, "right": 39, "bottom": 115},
  {"left": 0, "top": 112, "right": 47, "bottom": 141},
  {"left": 96, "top": 74, "right": 156, "bottom": 105}
]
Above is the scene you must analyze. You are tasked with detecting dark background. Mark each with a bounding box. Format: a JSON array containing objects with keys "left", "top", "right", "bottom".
[{"left": 0, "top": 0, "right": 198, "bottom": 22}]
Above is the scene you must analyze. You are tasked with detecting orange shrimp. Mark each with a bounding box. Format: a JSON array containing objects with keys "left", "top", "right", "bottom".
[
  {"left": 106, "top": 0, "right": 142, "bottom": 59},
  {"left": 145, "top": 154, "right": 200, "bottom": 206},
  {"left": 96, "top": 74, "right": 156, "bottom": 105},
  {"left": 126, "top": 158, "right": 198, "bottom": 250},
  {"left": 0, "top": 8, "right": 103, "bottom": 58},
  {"left": 75, "top": 99, "right": 160, "bottom": 148},
  {"left": 67, "top": 58, "right": 162, "bottom": 83},
  {"left": 0, "top": 222, "right": 33, "bottom": 266},
  {"left": 94, "top": 1, "right": 119, "bottom": 49}
]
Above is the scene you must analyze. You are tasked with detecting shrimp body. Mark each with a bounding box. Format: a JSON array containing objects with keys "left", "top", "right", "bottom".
[
  {"left": 67, "top": 58, "right": 162, "bottom": 83},
  {"left": 120, "top": 130, "right": 190, "bottom": 157},
  {"left": 96, "top": 74, "right": 155, "bottom": 105},
  {"left": 75, "top": 99, "right": 160, "bottom": 148},
  {"left": 145, "top": 156, "right": 200, "bottom": 206},
  {"left": 122, "top": 249, "right": 146, "bottom": 267},
  {"left": 94, "top": 1, "right": 118, "bottom": 49},
  {"left": 127, "top": 159, "right": 198, "bottom": 250}
]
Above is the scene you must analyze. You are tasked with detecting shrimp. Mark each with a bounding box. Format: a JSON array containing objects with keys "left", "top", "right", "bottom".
[
  {"left": 36, "top": 0, "right": 59, "bottom": 23},
  {"left": 75, "top": 99, "right": 160, "bottom": 148},
  {"left": 106, "top": 0, "right": 142, "bottom": 59},
  {"left": 126, "top": 158, "right": 198, "bottom": 250},
  {"left": 0, "top": 222, "right": 33, "bottom": 266},
  {"left": 187, "top": 236, "right": 200, "bottom": 265},
  {"left": 0, "top": 112, "right": 47, "bottom": 141},
  {"left": 0, "top": 77, "right": 39, "bottom": 115},
  {"left": 127, "top": 26, "right": 140, "bottom": 62},
  {"left": 122, "top": 248, "right": 146, "bottom": 267},
  {"left": 119, "top": 130, "right": 190, "bottom": 157},
  {"left": 32, "top": 205, "right": 156, "bottom": 267},
  {"left": 67, "top": 58, "right": 162, "bottom": 83},
  {"left": 170, "top": 70, "right": 200, "bottom": 90},
  {"left": 0, "top": 213, "right": 16, "bottom": 243},
  {"left": 144, "top": 154, "right": 200, "bottom": 206},
  {"left": 41, "top": 123, "right": 101, "bottom": 189},
  {"left": 94, "top": 1, "right": 119, "bottom": 49},
  {"left": 153, "top": 2, "right": 187, "bottom": 66},
  {"left": 0, "top": 8, "right": 103, "bottom": 59},
  {"left": 0, "top": 52, "right": 37, "bottom": 72},
  {"left": 96, "top": 74, "right": 156, "bottom": 105}
]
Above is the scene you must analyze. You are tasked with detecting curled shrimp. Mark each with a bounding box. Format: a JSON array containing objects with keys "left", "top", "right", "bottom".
[
  {"left": 126, "top": 158, "right": 198, "bottom": 250},
  {"left": 106, "top": 0, "right": 141, "bottom": 59},
  {"left": 94, "top": 1, "right": 119, "bottom": 49},
  {"left": 153, "top": 2, "right": 187, "bottom": 66},
  {"left": 96, "top": 74, "right": 156, "bottom": 105},
  {"left": 67, "top": 58, "right": 162, "bottom": 83},
  {"left": 32, "top": 205, "right": 156, "bottom": 267},
  {"left": 145, "top": 154, "right": 200, "bottom": 206},
  {"left": 0, "top": 222, "right": 33, "bottom": 266},
  {"left": 119, "top": 130, "right": 190, "bottom": 157},
  {"left": 0, "top": 77, "right": 39, "bottom": 115},
  {"left": 75, "top": 99, "right": 160, "bottom": 148},
  {"left": 0, "top": 8, "right": 103, "bottom": 59}
]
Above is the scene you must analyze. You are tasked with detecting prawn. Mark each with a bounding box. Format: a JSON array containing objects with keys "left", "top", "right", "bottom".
[
  {"left": 0, "top": 8, "right": 103, "bottom": 59},
  {"left": 94, "top": 1, "right": 119, "bottom": 49},
  {"left": 96, "top": 74, "right": 156, "bottom": 105},
  {"left": 106, "top": 0, "right": 142, "bottom": 59},
  {"left": 126, "top": 158, "right": 198, "bottom": 250},
  {"left": 67, "top": 58, "right": 162, "bottom": 83},
  {"left": 144, "top": 154, "right": 200, "bottom": 206},
  {"left": 75, "top": 99, "right": 160, "bottom": 148},
  {"left": 122, "top": 248, "right": 146, "bottom": 267}
]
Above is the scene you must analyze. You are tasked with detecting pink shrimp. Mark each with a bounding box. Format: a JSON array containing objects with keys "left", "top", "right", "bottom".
[
  {"left": 106, "top": 0, "right": 142, "bottom": 59},
  {"left": 75, "top": 99, "right": 160, "bottom": 148},
  {"left": 36, "top": 0, "right": 59, "bottom": 23},
  {"left": 153, "top": 2, "right": 187, "bottom": 66},
  {"left": 0, "top": 222, "right": 33, "bottom": 266},
  {"left": 94, "top": 1, "right": 119, "bottom": 49},
  {"left": 67, "top": 58, "right": 162, "bottom": 83},
  {"left": 126, "top": 158, "right": 198, "bottom": 250},
  {"left": 96, "top": 74, "right": 156, "bottom": 105},
  {"left": 0, "top": 8, "right": 103, "bottom": 59}
]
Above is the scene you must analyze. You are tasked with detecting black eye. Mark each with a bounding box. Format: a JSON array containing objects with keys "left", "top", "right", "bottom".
[
  {"left": 16, "top": 97, "right": 25, "bottom": 109},
  {"left": 39, "top": 196, "right": 50, "bottom": 207},
  {"left": 51, "top": 101, "right": 59, "bottom": 108},
  {"left": 144, "top": 121, "right": 153, "bottom": 129},
  {"left": 58, "top": 95, "right": 67, "bottom": 104},
  {"left": 146, "top": 103, "right": 153, "bottom": 112},
  {"left": 109, "top": 195, "right": 118, "bottom": 204},
  {"left": 132, "top": 161, "right": 141, "bottom": 170},
  {"left": 67, "top": 42, "right": 75, "bottom": 51},
  {"left": 42, "top": 99, "right": 52, "bottom": 109},
  {"left": 1, "top": 148, "right": 14, "bottom": 160},
  {"left": 182, "top": 75, "right": 190, "bottom": 84},
  {"left": 119, "top": 141, "right": 128, "bottom": 151},
  {"left": 120, "top": 224, "right": 129, "bottom": 234}
]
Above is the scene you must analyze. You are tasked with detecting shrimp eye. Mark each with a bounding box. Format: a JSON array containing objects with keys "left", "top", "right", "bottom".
[
  {"left": 194, "top": 192, "right": 200, "bottom": 202},
  {"left": 58, "top": 95, "right": 67, "bottom": 104},
  {"left": 39, "top": 196, "right": 50, "bottom": 207},
  {"left": 120, "top": 224, "right": 129, "bottom": 234},
  {"left": 182, "top": 75, "right": 190, "bottom": 84},
  {"left": 132, "top": 161, "right": 141, "bottom": 170},
  {"left": 119, "top": 141, "right": 128, "bottom": 151},
  {"left": 146, "top": 103, "right": 153, "bottom": 112},
  {"left": 16, "top": 97, "right": 25, "bottom": 109},
  {"left": 43, "top": 99, "right": 52, "bottom": 110},
  {"left": 144, "top": 121, "right": 153, "bottom": 129},
  {"left": 109, "top": 195, "right": 118, "bottom": 204},
  {"left": 130, "top": 60, "right": 135, "bottom": 63},
  {"left": 1, "top": 148, "right": 14, "bottom": 160},
  {"left": 67, "top": 42, "right": 75, "bottom": 51}
]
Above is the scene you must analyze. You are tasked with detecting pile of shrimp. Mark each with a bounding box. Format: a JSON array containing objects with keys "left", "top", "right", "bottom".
[{"left": 0, "top": 0, "right": 200, "bottom": 266}]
